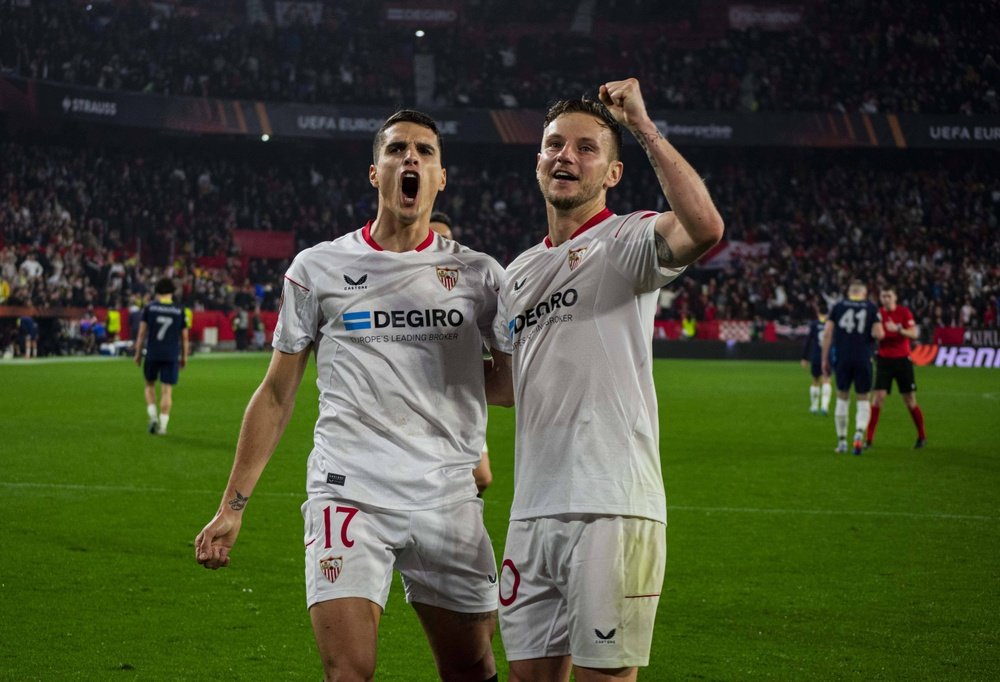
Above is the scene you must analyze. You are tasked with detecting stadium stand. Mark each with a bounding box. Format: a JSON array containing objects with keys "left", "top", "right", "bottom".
[
  {"left": 1, "top": 0, "right": 996, "bottom": 355},
  {"left": 2, "top": 138, "right": 995, "bottom": 334},
  {"left": 1, "top": 0, "right": 997, "bottom": 113}
]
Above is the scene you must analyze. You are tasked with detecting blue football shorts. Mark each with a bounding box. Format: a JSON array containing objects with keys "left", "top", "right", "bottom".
[
  {"left": 835, "top": 356, "right": 873, "bottom": 394},
  {"left": 143, "top": 359, "right": 179, "bottom": 384}
]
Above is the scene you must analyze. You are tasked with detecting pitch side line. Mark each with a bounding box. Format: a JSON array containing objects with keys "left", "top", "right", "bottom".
[{"left": 1, "top": 482, "right": 995, "bottom": 521}]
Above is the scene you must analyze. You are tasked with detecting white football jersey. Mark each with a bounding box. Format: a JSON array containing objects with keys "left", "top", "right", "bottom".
[
  {"left": 498, "top": 209, "right": 684, "bottom": 523},
  {"left": 273, "top": 223, "right": 510, "bottom": 509}
]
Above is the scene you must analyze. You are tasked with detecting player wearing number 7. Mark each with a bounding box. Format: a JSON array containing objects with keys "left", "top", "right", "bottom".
[
  {"left": 821, "top": 281, "right": 885, "bottom": 455},
  {"left": 133, "top": 276, "right": 189, "bottom": 435}
]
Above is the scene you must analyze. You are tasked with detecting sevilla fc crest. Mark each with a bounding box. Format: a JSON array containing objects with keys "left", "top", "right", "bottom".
[
  {"left": 320, "top": 556, "right": 343, "bottom": 583},
  {"left": 436, "top": 266, "right": 459, "bottom": 290},
  {"left": 568, "top": 247, "right": 588, "bottom": 271}
]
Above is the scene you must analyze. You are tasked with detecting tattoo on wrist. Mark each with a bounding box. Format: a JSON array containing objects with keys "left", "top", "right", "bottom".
[
  {"left": 655, "top": 232, "right": 675, "bottom": 267},
  {"left": 228, "top": 490, "right": 249, "bottom": 511}
]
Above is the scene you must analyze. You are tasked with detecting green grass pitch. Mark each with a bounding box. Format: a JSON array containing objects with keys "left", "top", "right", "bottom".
[{"left": 1, "top": 354, "right": 998, "bottom": 680}]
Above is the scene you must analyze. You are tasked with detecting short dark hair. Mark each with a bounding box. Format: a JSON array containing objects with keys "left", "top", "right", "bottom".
[
  {"left": 543, "top": 97, "right": 623, "bottom": 161},
  {"left": 154, "top": 277, "right": 175, "bottom": 295},
  {"left": 429, "top": 211, "right": 452, "bottom": 229},
  {"left": 373, "top": 109, "right": 442, "bottom": 163}
]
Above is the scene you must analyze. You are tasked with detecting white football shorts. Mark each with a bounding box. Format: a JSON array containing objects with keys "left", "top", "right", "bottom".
[
  {"left": 498, "top": 514, "right": 666, "bottom": 668},
  {"left": 302, "top": 495, "right": 499, "bottom": 612}
]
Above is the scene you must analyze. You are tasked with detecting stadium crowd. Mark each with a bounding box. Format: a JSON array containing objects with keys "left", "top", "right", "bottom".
[
  {"left": 2, "top": 136, "right": 997, "bottom": 347},
  {"left": 2, "top": 0, "right": 997, "bottom": 355},
  {"left": 1, "top": 0, "right": 997, "bottom": 114}
]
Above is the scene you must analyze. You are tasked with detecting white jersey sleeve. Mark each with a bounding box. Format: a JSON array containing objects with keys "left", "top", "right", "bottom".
[
  {"left": 273, "top": 255, "right": 321, "bottom": 354},
  {"left": 484, "top": 263, "right": 513, "bottom": 356},
  {"left": 604, "top": 211, "right": 686, "bottom": 293},
  {"left": 475, "top": 255, "right": 511, "bottom": 356}
]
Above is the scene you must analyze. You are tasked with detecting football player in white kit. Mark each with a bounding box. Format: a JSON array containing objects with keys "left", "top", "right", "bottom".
[
  {"left": 496, "top": 79, "right": 724, "bottom": 681},
  {"left": 195, "top": 110, "right": 513, "bottom": 682}
]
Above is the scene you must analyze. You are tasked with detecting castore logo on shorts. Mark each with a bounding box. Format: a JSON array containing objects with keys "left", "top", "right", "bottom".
[{"left": 594, "top": 628, "right": 617, "bottom": 644}]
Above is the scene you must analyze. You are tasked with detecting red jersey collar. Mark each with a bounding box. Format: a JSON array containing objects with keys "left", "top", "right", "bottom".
[
  {"left": 543, "top": 208, "right": 614, "bottom": 248},
  {"left": 362, "top": 220, "right": 435, "bottom": 252}
]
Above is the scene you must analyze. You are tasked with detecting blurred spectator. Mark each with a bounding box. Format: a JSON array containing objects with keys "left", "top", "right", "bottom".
[
  {"left": 232, "top": 307, "right": 249, "bottom": 351},
  {"left": 1, "top": 136, "right": 996, "bottom": 340},
  {"left": 1, "top": 0, "right": 997, "bottom": 114},
  {"left": 79, "top": 306, "right": 98, "bottom": 354}
]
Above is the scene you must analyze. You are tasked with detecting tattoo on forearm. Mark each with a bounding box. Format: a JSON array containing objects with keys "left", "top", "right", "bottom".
[
  {"left": 228, "top": 490, "right": 249, "bottom": 511},
  {"left": 636, "top": 128, "right": 673, "bottom": 203},
  {"left": 655, "top": 232, "right": 675, "bottom": 267},
  {"left": 635, "top": 128, "right": 665, "bottom": 152}
]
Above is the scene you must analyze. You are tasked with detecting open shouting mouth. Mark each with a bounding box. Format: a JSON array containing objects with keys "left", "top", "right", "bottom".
[{"left": 401, "top": 171, "right": 420, "bottom": 206}]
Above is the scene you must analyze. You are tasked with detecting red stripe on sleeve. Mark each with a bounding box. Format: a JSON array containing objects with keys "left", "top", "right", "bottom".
[
  {"left": 284, "top": 275, "right": 310, "bottom": 292},
  {"left": 614, "top": 210, "right": 657, "bottom": 238}
]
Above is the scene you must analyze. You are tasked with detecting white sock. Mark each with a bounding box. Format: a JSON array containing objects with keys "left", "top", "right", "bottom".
[
  {"left": 835, "top": 399, "right": 849, "bottom": 439},
  {"left": 821, "top": 384, "right": 832, "bottom": 411},
  {"left": 855, "top": 401, "right": 871, "bottom": 441},
  {"left": 809, "top": 386, "right": 820, "bottom": 410},
  {"left": 147, "top": 404, "right": 158, "bottom": 421},
  {"left": 158, "top": 414, "right": 170, "bottom": 434}
]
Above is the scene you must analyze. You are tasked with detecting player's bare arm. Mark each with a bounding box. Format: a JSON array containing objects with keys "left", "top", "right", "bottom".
[
  {"left": 227, "top": 490, "right": 250, "bottom": 511},
  {"left": 484, "top": 350, "right": 513, "bottom": 407},
  {"left": 133, "top": 321, "right": 148, "bottom": 366},
  {"left": 599, "top": 78, "right": 724, "bottom": 267},
  {"left": 871, "top": 320, "right": 886, "bottom": 341},
  {"left": 821, "top": 320, "right": 834, "bottom": 375},
  {"left": 654, "top": 232, "right": 676, "bottom": 268},
  {"left": 195, "top": 346, "right": 312, "bottom": 569},
  {"left": 180, "top": 328, "right": 189, "bottom": 368}
]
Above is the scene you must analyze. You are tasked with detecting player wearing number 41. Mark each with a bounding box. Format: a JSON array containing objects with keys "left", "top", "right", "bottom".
[
  {"left": 195, "top": 110, "right": 513, "bottom": 682},
  {"left": 495, "top": 78, "right": 723, "bottom": 682},
  {"left": 821, "top": 281, "right": 885, "bottom": 455},
  {"left": 133, "top": 277, "right": 189, "bottom": 435}
]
